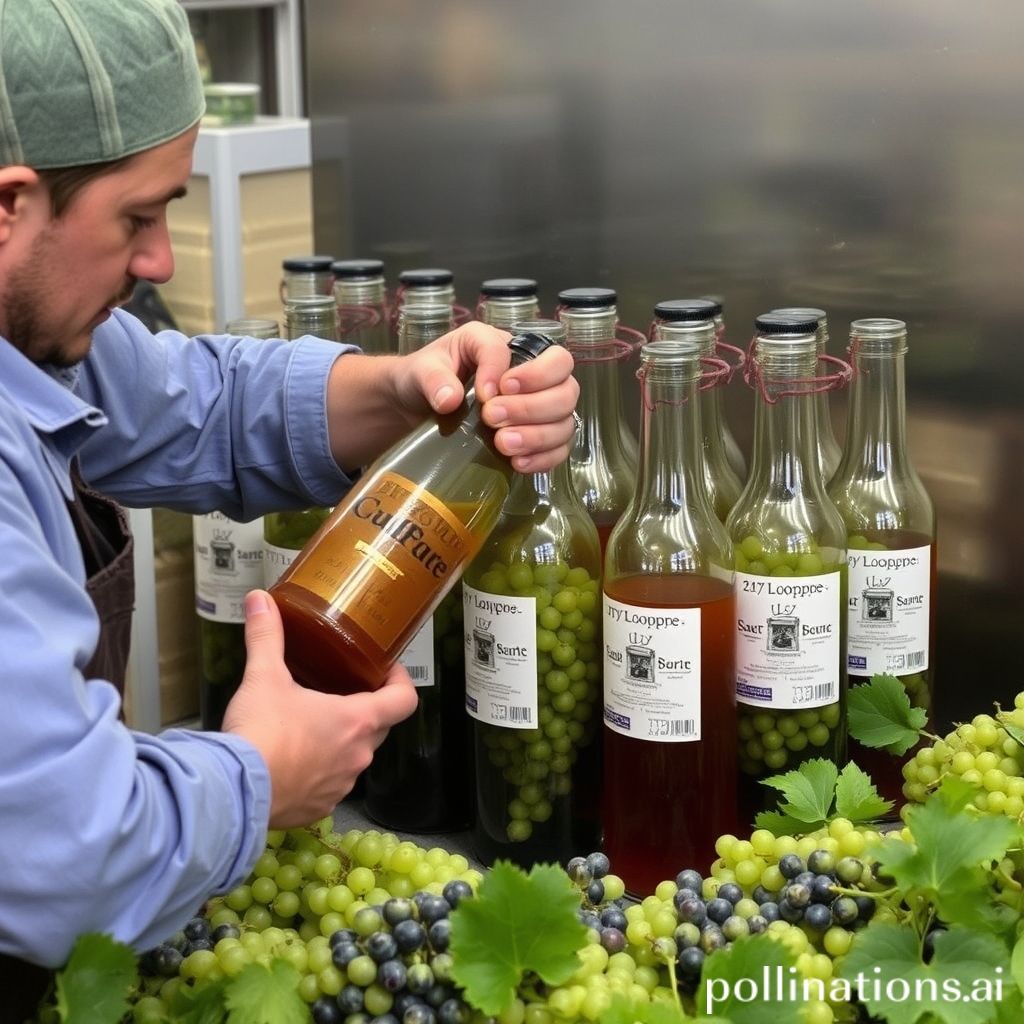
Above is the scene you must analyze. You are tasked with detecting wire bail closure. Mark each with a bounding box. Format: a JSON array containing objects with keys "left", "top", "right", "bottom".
[{"left": 743, "top": 337, "right": 853, "bottom": 404}]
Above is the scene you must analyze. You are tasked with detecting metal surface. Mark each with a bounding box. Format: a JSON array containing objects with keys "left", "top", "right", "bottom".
[{"left": 305, "top": 0, "right": 1024, "bottom": 728}]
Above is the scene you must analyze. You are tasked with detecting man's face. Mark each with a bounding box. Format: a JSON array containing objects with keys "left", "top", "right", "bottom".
[{"left": 0, "top": 125, "right": 197, "bottom": 366}]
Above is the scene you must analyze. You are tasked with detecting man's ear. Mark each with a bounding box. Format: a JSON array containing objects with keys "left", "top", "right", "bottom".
[{"left": 0, "top": 165, "right": 41, "bottom": 245}]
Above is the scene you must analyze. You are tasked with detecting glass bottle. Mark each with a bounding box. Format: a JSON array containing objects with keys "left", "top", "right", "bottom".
[
  {"left": 726, "top": 313, "right": 848, "bottom": 820},
  {"left": 699, "top": 296, "right": 747, "bottom": 481},
  {"left": 268, "top": 333, "right": 557, "bottom": 695},
  {"left": 559, "top": 287, "right": 639, "bottom": 555},
  {"left": 333, "top": 258, "right": 391, "bottom": 355},
  {"left": 365, "top": 299, "right": 471, "bottom": 833},
  {"left": 281, "top": 255, "right": 335, "bottom": 300},
  {"left": 478, "top": 278, "right": 540, "bottom": 330},
  {"left": 828, "top": 318, "right": 935, "bottom": 805},
  {"left": 283, "top": 295, "right": 339, "bottom": 342},
  {"left": 466, "top": 321, "right": 602, "bottom": 867},
  {"left": 771, "top": 307, "right": 843, "bottom": 483},
  {"left": 398, "top": 268, "right": 457, "bottom": 309},
  {"left": 652, "top": 300, "right": 744, "bottom": 521},
  {"left": 397, "top": 304, "right": 455, "bottom": 356},
  {"left": 194, "top": 318, "right": 279, "bottom": 729},
  {"left": 603, "top": 339, "right": 737, "bottom": 894}
]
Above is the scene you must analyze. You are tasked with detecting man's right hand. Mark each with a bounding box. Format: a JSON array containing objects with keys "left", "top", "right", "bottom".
[{"left": 222, "top": 590, "right": 419, "bottom": 828}]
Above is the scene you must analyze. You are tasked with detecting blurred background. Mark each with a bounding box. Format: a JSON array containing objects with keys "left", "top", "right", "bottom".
[{"left": 302, "top": 0, "right": 1024, "bottom": 730}]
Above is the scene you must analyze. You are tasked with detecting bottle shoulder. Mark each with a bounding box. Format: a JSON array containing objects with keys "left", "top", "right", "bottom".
[{"left": 826, "top": 472, "right": 935, "bottom": 535}]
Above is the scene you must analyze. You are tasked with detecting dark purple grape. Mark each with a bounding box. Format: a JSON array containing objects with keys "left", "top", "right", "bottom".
[
  {"left": 706, "top": 898, "right": 732, "bottom": 924},
  {"left": 600, "top": 927, "right": 625, "bottom": 954},
  {"left": 330, "top": 928, "right": 359, "bottom": 948},
  {"left": 586, "top": 880, "right": 605, "bottom": 905},
  {"left": 383, "top": 899, "right": 416, "bottom": 926},
  {"left": 676, "top": 869, "right": 703, "bottom": 893},
  {"left": 211, "top": 924, "right": 240, "bottom": 943},
  {"left": 784, "top": 883, "right": 811, "bottom": 909},
  {"left": 419, "top": 896, "right": 450, "bottom": 925},
  {"left": 337, "top": 985, "right": 365, "bottom": 1014},
  {"left": 811, "top": 875, "right": 836, "bottom": 904},
  {"left": 566, "top": 857, "right": 592, "bottom": 884},
  {"left": 585, "top": 852, "right": 611, "bottom": 879},
  {"left": 437, "top": 998, "right": 470, "bottom": 1024},
  {"left": 442, "top": 881, "right": 473, "bottom": 908},
  {"left": 778, "top": 900, "right": 804, "bottom": 924},
  {"left": 403, "top": 1005, "right": 436, "bottom": 1024},
  {"left": 425, "top": 984, "right": 450, "bottom": 1009},
  {"left": 577, "top": 909, "right": 602, "bottom": 931},
  {"left": 804, "top": 904, "right": 832, "bottom": 932},
  {"left": 717, "top": 883, "right": 743, "bottom": 906},
  {"left": 923, "top": 927, "right": 947, "bottom": 962},
  {"left": 332, "top": 942, "right": 361, "bottom": 969},
  {"left": 152, "top": 945, "right": 183, "bottom": 977},
  {"left": 428, "top": 919, "right": 451, "bottom": 953},
  {"left": 759, "top": 902, "right": 780, "bottom": 923},
  {"left": 831, "top": 897, "right": 859, "bottom": 926},
  {"left": 676, "top": 898, "right": 707, "bottom": 927},
  {"left": 367, "top": 931, "right": 399, "bottom": 964},
  {"left": 393, "top": 919, "right": 427, "bottom": 954},
  {"left": 600, "top": 907, "right": 628, "bottom": 931},
  {"left": 751, "top": 885, "right": 771, "bottom": 905},
  {"left": 748, "top": 915, "right": 768, "bottom": 935},
  {"left": 778, "top": 855, "right": 805, "bottom": 880},
  {"left": 378, "top": 959, "right": 408, "bottom": 993},
  {"left": 794, "top": 871, "right": 816, "bottom": 889},
  {"left": 700, "top": 927, "right": 726, "bottom": 954},
  {"left": 678, "top": 946, "right": 705, "bottom": 976},
  {"left": 312, "top": 996, "right": 343, "bottom": 1024},
  {"left": 855, "top": 896, "right": 876, "bottom": 921},
  {"left": 184, "top": 917, "right": 210, "bottom": 942}
]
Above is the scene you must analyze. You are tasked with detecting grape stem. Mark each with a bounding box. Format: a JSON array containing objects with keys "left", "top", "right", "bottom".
[
  {"left": 656, "top": 947, "right": 684, "bottom": 1017},
  {"left": 830, "top": 885, "right": 898, "bottom": 902}
]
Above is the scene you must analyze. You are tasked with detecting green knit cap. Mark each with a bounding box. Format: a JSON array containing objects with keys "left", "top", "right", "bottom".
[{"left": 0, "top": 0, "right": 204, "bottom": 169}]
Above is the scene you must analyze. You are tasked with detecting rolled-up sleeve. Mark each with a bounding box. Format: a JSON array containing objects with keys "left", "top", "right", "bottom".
[{"left": 75, "top": 310, "right": 358, "bottom": 518}]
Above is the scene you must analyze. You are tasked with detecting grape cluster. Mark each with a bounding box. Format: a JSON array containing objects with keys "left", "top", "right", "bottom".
[
  {"left": 902, "top": 702, "right": 1024, "bottom": 819},
  {"left": 474, "top": 559, "right": 601, "bottom": 843},
  {"left": 431, "top": 585, "right": 466, "bottom": 675}
]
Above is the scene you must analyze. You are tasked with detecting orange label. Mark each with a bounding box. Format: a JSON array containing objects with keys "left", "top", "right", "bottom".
[{"left": 287, "top": 471, "right": 477, "bottom": 649}]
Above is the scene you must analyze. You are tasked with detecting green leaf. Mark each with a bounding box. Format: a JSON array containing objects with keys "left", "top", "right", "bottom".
[
  {"left": 759, "top": 758, "right": 838, "bottom": 824},
  {"left": 223, "top": 962, "right": 307, "bottom": 1024},
  {"left": 168, "top": 980, "right": 229, "bottom": 1024},
  {"left": 697, "top": 934, "right": 801, "bottom": 1023},
  {"left": 839, "top": 921, "right": 1010, "bottom": 1024},
  {"left": 872, "top": 778, "right": 1017, "bottom": 933},
  {"left": 834, "top": 761, "right": 893, "bottom": 822},
  {"left": 1001, "top": 721, "right": 1024, "bottom": 749},
  {"left": 1011, "top": 932, "right": 1024, "bottom": 995},
  {"left": 751, "top": 810, "right": 814, "bottom": 837},
  {"left": 848, "top": 674, "right": 927, "bottom": 755},
  {"left": 54, "top": 933, "right": 137, "bottom": 1024},
  {"left": 449, "top": 861, "right": 587, "bottom": 1015},
  {"left": 604, "top": 994, "right": 689, "bottom": 1024},
  {"left": 991, "top": 984, "right": 1024, "bottom": 1024}
]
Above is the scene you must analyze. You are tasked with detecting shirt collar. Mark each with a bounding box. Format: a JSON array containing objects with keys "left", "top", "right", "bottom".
[{"left": 0, "top": 338, "right": 107, "bottom": 458}]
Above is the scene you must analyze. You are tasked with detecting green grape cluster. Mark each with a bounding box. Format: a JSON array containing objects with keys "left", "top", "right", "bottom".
[
  {"left": 264, "top": 506, "right": 333, "bottom": 551},
  {"left": 199, "top": 619, "right": 247, "bottom": 687},
  {"left": 474, "top": 559, "right": 602, "bottom": 843},
  {"left": 432, "top": 585, "right": 465, "bottom": 672},
  {"left": 902, "top": 701, "right": 1024, "bottom": 819}
]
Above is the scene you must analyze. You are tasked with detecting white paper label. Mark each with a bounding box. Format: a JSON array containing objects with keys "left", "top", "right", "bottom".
[
  {"left": 263, "top": 542, "right": 298, "bottom": 587},
  {"left": 463, "top": 585, "right": 537, "bottom": 728},
  {"left": 400, "top": 618, "right": 435, "bottom": 688},
  {"left": 846, "top": 544, "right": 931, "bottom": 675},
  {"left": 734, "top": 571, "right": 840, "bottom": 710},
  {"left": 194, "top": 513, "right": 265, "bottom": 623},
  {"left": 602, "top": 595, "right": 701, "bottom": 742}
]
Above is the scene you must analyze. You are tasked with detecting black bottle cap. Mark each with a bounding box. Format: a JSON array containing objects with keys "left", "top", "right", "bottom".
[
  {"left": 557, "top": 287, "right": 617, "bottom": 308},
  {"left": 332, "top": 259, "right": 384, "bottom": 278},
  {"left": 654, "top": 298, "right": 721, "bottom": 321},
  {"left": 755, "top": 312, "right": 820, "bottom": 335},
  {"left": 508, "top": 332, "right": 556, "bottom": 361},
  {"left": 282, "top": 255, "right": 335, "bottom": 273},
  {"left": 399, "top": 268, "right": 454, "bottom": 286},
  {"left": 480, "top": 277, "right": 538, "bottom": 298}
]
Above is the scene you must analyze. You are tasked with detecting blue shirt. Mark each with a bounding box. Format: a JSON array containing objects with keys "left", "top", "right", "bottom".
[{"left": 0, "top": 309, "right": 356, "bottom": 966}]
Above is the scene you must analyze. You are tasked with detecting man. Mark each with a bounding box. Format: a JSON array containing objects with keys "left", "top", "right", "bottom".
[{"left": 0, "top": 0, "right": 578, "bottom": 992}]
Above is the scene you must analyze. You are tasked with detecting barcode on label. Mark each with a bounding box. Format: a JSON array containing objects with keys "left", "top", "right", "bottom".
[
  {"left": 407, "top": 665, "right": 430, "bottom": 680},
  {"left": 508, "top": 706, "right": 532, "bottom": 724},
  {"left": 648, "top": 718, "right": 696, "bottom": 737},
  {"left": 814, "top": 684, "right": 834, "bottom": 701},
  {"left": 906, "top": 651, "right": 926, "bottom": 669}
]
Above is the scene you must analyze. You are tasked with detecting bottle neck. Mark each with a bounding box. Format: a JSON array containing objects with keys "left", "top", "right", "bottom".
[
  {"left": 836, "top": 347, "right": 910, "bottom": 479},
  {"left": 398, "top": 314, "right": 454, "bottom": 354},
  {"left": 481, "top": 297, "right": 541, "bottom": 330},
  {"left": 335, "top": 278, "right": 386, "bottom": 307},
  {"left": 403, "top": 284, "right": 455, "bottom": 307}
]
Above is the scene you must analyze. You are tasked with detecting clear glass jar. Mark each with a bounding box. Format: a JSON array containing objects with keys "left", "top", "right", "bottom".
[
  {"left": 652, "top": 300, "right": 743, "bottom": 521},
  {"left": 225, "top": 318, "right": 279, "bottom": 339},
  {"left": 726, "top": 313, "right": 848, "bottom": 819},
  {"left": 771, "top": 306, "right": 843, "bottom": 483},
  {"left": 283, "top": 295, "right": 339, "bottom": 341},
  {"left": 281, "top": 255, "right": 335, "bottom": 300},
  {"left": 559, "top": 287, "right": 639, "bottom": 556},
  {"left": 478, "top": 278, "right": 540, "bottom": 330},
  {"left": 398, "top": 267, "right": 456, "bottom": 309},
  {"left": 333, "top": 258, "right": 391, "bottom": 355},
  {"left": 828, "top": 318, "right": 935, "bottom": 808},
  {"left": 603, "top": 339, "right": 737, "bottom": 894},
  {"left": 397, "top": 304, "right": 455, "bottom": 356}
]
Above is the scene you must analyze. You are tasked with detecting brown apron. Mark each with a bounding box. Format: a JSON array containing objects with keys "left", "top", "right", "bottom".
[{"left": 1, "top": 464, "right": 135, "bottom": 1022}]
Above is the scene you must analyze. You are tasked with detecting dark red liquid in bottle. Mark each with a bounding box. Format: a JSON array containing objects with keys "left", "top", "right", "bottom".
[{"left": 602, "top": 573, "right": 738, "bottom": 895}]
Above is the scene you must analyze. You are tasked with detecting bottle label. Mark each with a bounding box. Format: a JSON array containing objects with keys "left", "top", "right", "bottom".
[
  {"left": 400, "top": 618, "right": 435, "bottom": 688},
  {"left": 846, "top": 545, "right": 931, "bottom": 675},
  {"left": 194, "top": 513, "right": 265, "bottom": 623},
  {"left": 734, "top": 571, "right": 840, "bottom": 710},
  {"left": 602, "top": 595, "right": 702, "bottom": 742},
  {"left": 286, "top": 471, "right": 475, "bottom": 651},
  {"left": 263, "top": 542, "right": 298, "bottom": 588},
  {"left": 463, "top": 585, "right": 537, "bottom": 729}
]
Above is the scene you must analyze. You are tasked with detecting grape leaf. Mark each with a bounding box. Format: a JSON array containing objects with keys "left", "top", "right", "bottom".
[
  {"left": 752, "top": 810, "right": 812, "bottom": 837},
  {"left": 759, "top": 758, "right": 838, "bottom": 824},
  {"left": 604, "top": 994, "right": 688, "bottom": 1024},
  {"left": 834, "top": 761, "right": 893, "bottom": 822},
  {"left": 169, "top": 979, "right": 229, "bottom": 1024},
  {"left": 223, "top": 962, "right": 307, "bottom": 1024},
  {"left": 449, "top": 860, "right": 587, "bottom": 1015},
  {"left": 1013, "top": 933, "right": 1024, "bottom": 998},
  {"left": 697, "top": 934, "right": 801, "bottom": 1023},
  {"left": 848, "top": 674, "right": 927, "bottom": 755},
  {"left": 54, "top": 933, "right": 137, "bottom": 1024},
  {"left": 1001, "top": 721, "right": 1024, "bottom": 749},
  {"left": 872, "top": 777, "right": 1017, "bottom": 933},
  {"left": 839, "top": 921, "right": 1010, "bottom": 1024}
]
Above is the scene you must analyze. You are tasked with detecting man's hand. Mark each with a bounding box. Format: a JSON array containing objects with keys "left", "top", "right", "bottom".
[
  {"left": 223, "top": 590, "right": 419, "bottom": 828},
  {"left": 326, "top": 321, "right": 579, "bottom": 473}
]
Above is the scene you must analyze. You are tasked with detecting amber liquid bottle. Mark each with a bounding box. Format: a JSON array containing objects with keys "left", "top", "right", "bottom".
[
  {"left": 652, "top": 299, "right": 744, "bottom": 522},
  {"left": 559, "top": 288, "right": 638, "bottom": 556},
  {"left": 466, "top": 319, "right": 602, "bottom": 868},
  {"left": 726, "top": 314, "right": 849, "bottom": 825},
  {"left": 365, "top": 302, "right": 472, "bottom": 832},
  {"left": 603, "top": 334, "right": 737, "bottom": 895},
  {"left": 269, "top": 333, "right": 555, "bottom": 694},
  {"left": 828, "top": 319, "right": 935, "bottom": 806}
]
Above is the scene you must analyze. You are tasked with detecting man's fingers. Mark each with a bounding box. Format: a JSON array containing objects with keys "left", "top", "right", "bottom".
[
  {"left": 482, "top": 376, "right": 580, "bottom": 429},
  {"left": 498, "top": 344, "right": 575, "bottom": 398},
  {"left": 243, "top": 590, "right": 287, "bottom": 672}
]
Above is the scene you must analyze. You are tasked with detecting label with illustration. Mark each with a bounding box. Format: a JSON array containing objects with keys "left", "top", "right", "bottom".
[
  {"left": 463, "top": 585, "right": 537, "bottom": 729},
  {"left": 734, "top": 572, "right": 840, "bottom": 710},
  {"left": 400, "top": 619, "right": 435, "bottom": 688},
  {"left": 846, "top": 545, "right": 931, "bottom": 675},
  {"left": 194, "top": 513, "right": 265, "bottom": 623},
  {"left": 287, "top": 472, "right": 475, "bottom": 651},
  {"left": 603, "top": 596, "right": 701, "bottom": 742}
]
